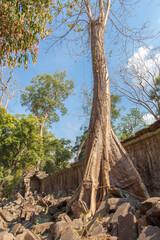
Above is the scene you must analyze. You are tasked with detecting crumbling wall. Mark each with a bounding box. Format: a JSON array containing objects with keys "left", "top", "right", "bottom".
[
  {"left": 122, "top": 121, "right": 160, "bottom": 197},
  {"left": 40, "top": 121, "right": 160, "bottom": 197},
  {"left": 40, "top": 161, "right": 85, "bottom": 196}
]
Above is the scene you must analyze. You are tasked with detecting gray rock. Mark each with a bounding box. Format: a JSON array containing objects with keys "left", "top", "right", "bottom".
[
  {"left": 139, "top": 197, "right": 160, "bottom": 214},
  {"left": 59, "top": 226, "right": 81, "bottom": 240},
  {"left": 137, "top": 225, "right": 160, "bottom": 240},
  {"left": 110, "top": 202, "right": 131, "bottom": 236},
  {"left": 118, "top": 212, "right": 137, "bottom": 240},
  {"left": 146, "top": 202, "right": 160, "bottom": 217}
]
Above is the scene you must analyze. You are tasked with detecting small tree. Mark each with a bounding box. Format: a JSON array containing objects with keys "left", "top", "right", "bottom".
[
  {"left": 21, "top": 71, "right": 74, "bottom": 137},
  {"left": 116, "top": 108, "right": 147, "bottom": 141}
]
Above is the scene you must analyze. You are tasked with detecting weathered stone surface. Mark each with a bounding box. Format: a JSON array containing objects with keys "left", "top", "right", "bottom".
[
  {"left": 107, "top": 198, "right": 137, "bottom": 213},
  {"left": 110, "top": 202, "right": 131, "bottom": 236},
  {"left": 89, "top": 221, "right": 105, "bottom": 237},
  {"left": 16, "top": 193, "right": 24, "bottom": 202},
  {"left": 50, "top": 218, "right": 84, "bottom": 239},
  {"left": 72, "top": 218, "right": 83, "bottom": 229},
  {"left": 55, "top": 213, "right": 71, "bottom": 222},
  {"left": 146, "top": 202, "right": 160, "bottom": 217},
  {"left": 59, "top": 226, "right": 81, "bottom": 240},
  {"left": 95, "top": 196, "right": 108, "bottom": 217},
  {"left": 11, "top": 223, "right": 22, "bottom": 236},
  {"left": 24, "top": 230, "right": 41, "bottom": 240},
  {"left": 48, "top": 205, "right": 60, "bottom": 215},
  {"left": 50, "top": 221, "right": 69, "bottom": 239},
  {"left": 0, "top": 231, "right": 14, "bottom": 240},
  {"left": 87, "top": 235, "right": 118, "bottom": 240},
  {"left": 138, "top": 215, "right": 147, "bottom": 234},
  {"left": 31, "top": 222, "right": 54, "bottom": 234},
  {"left": 137, "top": 225, "right": 160, "bottom": 240},
  {"left": 0, "top": 210, "right": 14, "bottom": 222},
  {"left": 139, "top": 198, "right": 160, "bottom": 214},
  {"left": 70, "top": 200, "right": 87, "bottom": 218},
  {"left": 15, "top": 232, "right": 26, "bottom": 240},
  {"left": 118, "top": 212, "right": 137, "bottom": 240}
]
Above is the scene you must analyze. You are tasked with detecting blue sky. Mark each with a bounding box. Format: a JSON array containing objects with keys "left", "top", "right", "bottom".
[{"left": 5, "top": 0, "right": 160, "bottom": 144}]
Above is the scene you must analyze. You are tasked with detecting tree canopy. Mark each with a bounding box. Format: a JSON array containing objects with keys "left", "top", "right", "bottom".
[
  {"left": 21, "top": 71, "right": 74, "bottom": 136},
  {"left": 0, "top": 0, "right": 54, "bottom": 68},
  {"left": 0, "top": 107, "right": 43, "bottom": 195}
]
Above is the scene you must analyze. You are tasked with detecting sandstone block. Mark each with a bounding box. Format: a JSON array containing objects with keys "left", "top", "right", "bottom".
[
  {"left": 59, "top": 226, "right": 81, "bottom": 240},
  {"left": 118, "top": 212, "right": 137, "bottom": 240},
  {"left": 146, "top": 202, "right": 160, "bottom": 217},
  {"left": 0, "top": 210, "right": 14, "bottom": 222},
  {"left": 31, "top": 222, "right": 54, "bottom": 235},
  {"left": 139, "top": 197, "right": 160, "bottom": 214},
  {"left": 0, "top": 231, "right": 14, "bottom": 240},
  {"left": 11, "top": 223, "right": 22, "bottom": 236},
  {"left": 110, "top": 202, "right": 131, "bottom": 236},
  {"left": 137, "top": 225, "right": 160, "bottom": 240}
]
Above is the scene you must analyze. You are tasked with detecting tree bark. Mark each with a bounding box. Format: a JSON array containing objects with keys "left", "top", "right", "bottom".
[{"left": 68, "top": 19, "right": 149, "bottom": 218}]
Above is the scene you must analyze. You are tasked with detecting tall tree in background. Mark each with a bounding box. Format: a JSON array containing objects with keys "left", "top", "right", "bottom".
[
  {"left": 0, "top": 0, "right": 54, "bottom": 68},
  {"left": 51, "top": 0, "right": 149, "bottom": 217},
  {"left": 117, "top": 47, "right": 160, "bottom": 120},
  {"left": 116, "top": 108, "right": 147, "bottom": 141},
  {"left": 21, "top": 72, "right": 74, "bottom": 137}
]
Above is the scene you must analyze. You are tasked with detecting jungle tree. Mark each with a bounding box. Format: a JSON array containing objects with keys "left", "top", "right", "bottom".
[
  {"left": 51, "top": 0, "right": 149, "bottom": 217},
  {"left": 21, "top": 72, "right": 74, "bottom": 137}
]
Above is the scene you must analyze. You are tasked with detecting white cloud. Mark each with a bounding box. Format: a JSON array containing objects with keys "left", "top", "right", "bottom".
[
  {"left": 143, "top": 113, "right": 156, "bottom": 125},
  {"left": 127, "top": 47, "right": 160, "bottom": 86}
]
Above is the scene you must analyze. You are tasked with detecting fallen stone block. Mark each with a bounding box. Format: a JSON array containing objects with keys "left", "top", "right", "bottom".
[
  {"left": 50, "top": 221, "right": 70, "bottom": 239},
  {"left": 139, "top": 197, "right": 160, "bottom": 214},
  {"left": 31, "top": 222, "right": 54, "bottom": 235},
  {"left": 118, "top": 212, "right": 137, "bottom": 240},
  {"left": 137, "top": 225, "right": 160, "bottom": 240},
  {"left": 109, "top": 202, "right": 131, "bottom": 236},
  {"left": 0, "top": 210, "right": 14, "bottom": 222},
  {"left": 146, "top": 202, "right": 160, "bottom": 217},
  {"left": 59, "top": 226, "right": 81, "bottom": 240},
  {"left": 11, "top": 223, "right": 22, "bottom": 236},
  {"left": 0, "top": 230, "right": 14, "bottom": 240}
]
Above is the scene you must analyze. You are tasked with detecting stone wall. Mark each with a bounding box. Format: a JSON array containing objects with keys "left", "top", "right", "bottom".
[
  {"left": 40, "top": 121, "right": 160, "bottom": 197},
  {"left": 40, "top": 161, "right": 85, "bottom": 196},
  {"left": 122, "top": 120, "right": 160, "bottom": 197}
]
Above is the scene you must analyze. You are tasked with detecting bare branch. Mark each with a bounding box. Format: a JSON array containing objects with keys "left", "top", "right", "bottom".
[
  {"left": 104, "top": 0, "right": 111, "bottom": 25},
  {"left": 85, "top": 0, "right": 92, "bottom": 20}
]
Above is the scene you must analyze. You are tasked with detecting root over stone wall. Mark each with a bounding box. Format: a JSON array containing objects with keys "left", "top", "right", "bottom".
[{"left": 40, "top": 121, "right": 160, "bottom": 197}]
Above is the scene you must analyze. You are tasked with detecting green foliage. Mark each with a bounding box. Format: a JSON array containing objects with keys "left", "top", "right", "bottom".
[
  {"left": 21, "top": 72, "right": 74, "bottom": 131},
  {"left": 42, "top": 132, "right": 73, "bottom": 174},
  {"left": 0, "top": 0, "right": 54, "bottom": 68},
  {"left": 0, "top": 107, "right": 43, "bottom": 194},
  {"left": 72, "top": 127, "right": 87, "bottom": 161},
  {"left": 116, "top": 108, "right": 147, "bottom": 141},
  {"left": 111, "top": 93, "right": 122, "bottom": 131}
]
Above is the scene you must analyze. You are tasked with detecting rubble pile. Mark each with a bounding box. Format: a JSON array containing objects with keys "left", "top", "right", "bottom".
[{"left": 0, "top": 189, "right": 160, "bottom": 239}]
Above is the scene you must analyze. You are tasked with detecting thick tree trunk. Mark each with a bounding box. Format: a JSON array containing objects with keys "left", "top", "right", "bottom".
[{"left": 68, "top": 19, "right": 149, "bottom": 218}]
